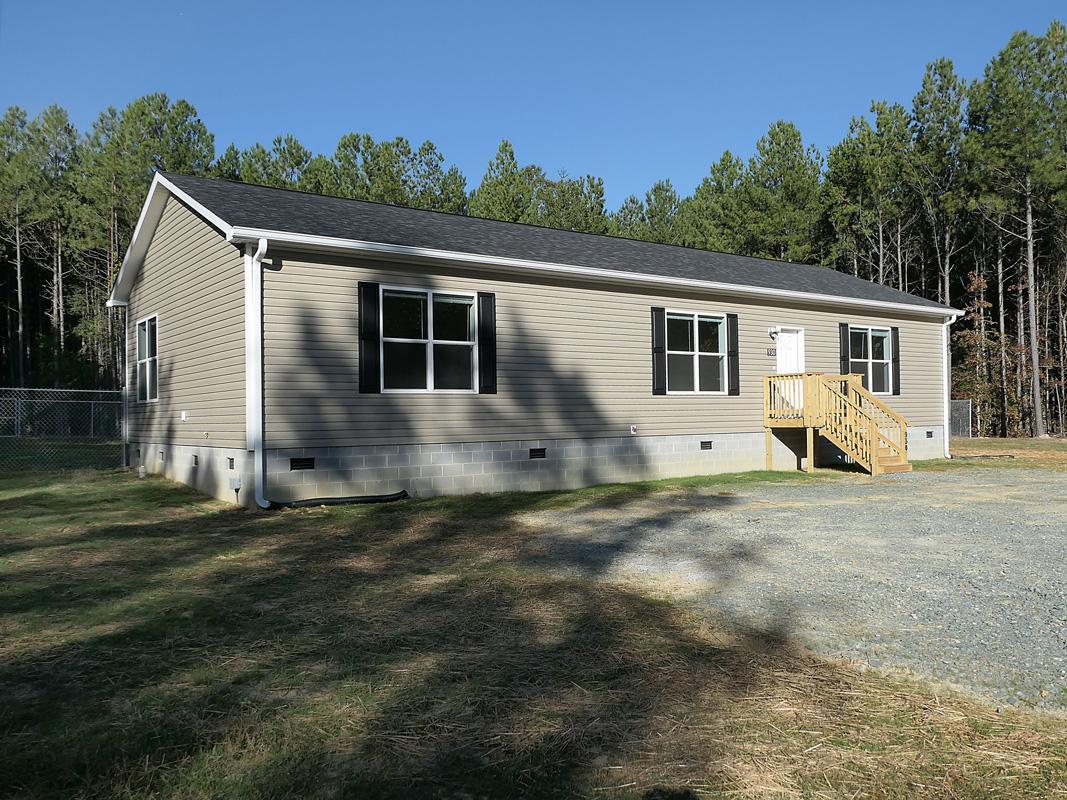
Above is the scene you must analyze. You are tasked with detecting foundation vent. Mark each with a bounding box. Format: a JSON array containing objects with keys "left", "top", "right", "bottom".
[
  {"left": 228, "top": 457, "right": 235, "bottom": 470},
  {"left": 529, "top": 447, "right": 547, "bottom": 459},
  {"left": 926, "top": 430, "right": 934, "bottom": 439},
  {"left": 700, "top": 440, "right": 714, "bottom": 450},
  {"left": 290, "top": 457, "right": 316, "bottom": 471},
  {"left": 192, "top": 455, "right": 199, "bottom": 467}
]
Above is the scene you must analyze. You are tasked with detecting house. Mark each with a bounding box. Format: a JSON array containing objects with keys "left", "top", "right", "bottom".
[{"left": 107, "top": 173, "right": 960, "bottom": 507}]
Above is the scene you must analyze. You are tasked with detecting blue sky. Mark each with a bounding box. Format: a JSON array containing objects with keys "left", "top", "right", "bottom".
[{"left": 1, "top": 0, "right": 1062, "bottom": 208}]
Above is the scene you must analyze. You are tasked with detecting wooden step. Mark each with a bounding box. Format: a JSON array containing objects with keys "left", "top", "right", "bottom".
[{"left": 878, "top": 462, "right": 912, "bottom": 474}]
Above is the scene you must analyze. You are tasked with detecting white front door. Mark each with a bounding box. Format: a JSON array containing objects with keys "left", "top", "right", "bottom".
[
  {"left": 776, "top": 328, "right": 806, "bottom": 410},
  {"left": 776, "top": 328, "right": 805, "bottom": 374}
]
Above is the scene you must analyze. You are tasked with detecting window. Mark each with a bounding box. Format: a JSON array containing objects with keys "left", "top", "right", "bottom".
[
  {"left": 665, "top": 312, "right": 727, "bottom": 393},
  {"left": 848, "top": 326, "right": 892, "bottom": 394},
  {"left": 381, "top": 288, "right": 477, "bottom": 392},
  {"left": 136, "top": 315, "right": 158, "bottom": 402}
]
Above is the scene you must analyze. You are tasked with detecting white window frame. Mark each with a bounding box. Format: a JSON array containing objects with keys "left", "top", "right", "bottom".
[
  {"left": 135, "top": 314, "right": 159, "bottom": 404},
  {"left": 848, "top": 324, "right": 893, "bottom": 395},
  {"left": 379, "top": 285, "right": 479, "bottom": 394},
  {"left": 664, "top": 309, "right": 729, "bottom": 396}
]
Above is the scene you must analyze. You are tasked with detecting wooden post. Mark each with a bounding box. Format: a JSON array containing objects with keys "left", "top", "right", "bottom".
[
  {"left": 765, "top": 427, "right": 773, "bottom": 471},
  {"left": 869, "top": 418, "right": 880, "bottom": 476},
  {"left": 805, "top": 425, "right": 815, "bottom": 473}
]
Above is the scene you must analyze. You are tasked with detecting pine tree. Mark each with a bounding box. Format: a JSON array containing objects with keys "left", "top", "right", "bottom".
[
  {"left": 469, "top": 140, "right": 543, "bottom": 223},
  {"left": 910, "top": 59, "right": 967, "bottom": 307},
  {"left": 741, "top": 121, "right": 824, "bottom": 262},
  {"left": 677, "top": 151, "right": 746, "bottom": 252}
]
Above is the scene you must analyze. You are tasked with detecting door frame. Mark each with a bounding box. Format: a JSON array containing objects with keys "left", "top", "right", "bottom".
[{"left": 774, "top": 326, "right": 806, "bottom": 374}]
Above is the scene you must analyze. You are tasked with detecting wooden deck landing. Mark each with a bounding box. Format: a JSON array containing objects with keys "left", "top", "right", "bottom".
[{"left": 764, "top": 372, "right": 911, "bottom": 476}]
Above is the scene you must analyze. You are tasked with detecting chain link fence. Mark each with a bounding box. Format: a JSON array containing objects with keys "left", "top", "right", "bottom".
[
  {"left": 950, "top": 399, "right": 973, "bottom": 438},
  {"left": 0, "top": 388, "right": 123, "bottom": 472}
]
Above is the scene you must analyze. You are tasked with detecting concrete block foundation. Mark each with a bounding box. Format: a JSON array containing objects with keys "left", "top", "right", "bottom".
[{"left": 132, "top": 425, "right": 946, "bottom": 506}]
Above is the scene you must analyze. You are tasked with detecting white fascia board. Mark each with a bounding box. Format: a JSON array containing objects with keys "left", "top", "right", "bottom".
[
  {"left": 228, "top": 225, "right": 963, "bottom": 320},
  {"left": 107, "top": 173, "right": 234, "bottom": 307}
]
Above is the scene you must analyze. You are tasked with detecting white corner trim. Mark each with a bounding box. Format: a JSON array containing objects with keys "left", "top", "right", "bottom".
[
  {"left": 228, "top": 225, "right": 964, "bottom": 319},
  {"left": 107, "top": 173, "right": 235, "bottom": 308},
  {"left": 942, "top": 315, "right": 957, "bottom": 458},
  {"left": 245, "top": 238, "right": 270, "bottom": 509}
]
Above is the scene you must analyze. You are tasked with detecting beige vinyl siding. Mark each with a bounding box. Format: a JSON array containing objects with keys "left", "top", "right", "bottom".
[
  {"left": 262, "top": 251, "right": 947, "bottom": 449},
  {"left": 126, "top": 197, "right": 245, "bottom": 448}
]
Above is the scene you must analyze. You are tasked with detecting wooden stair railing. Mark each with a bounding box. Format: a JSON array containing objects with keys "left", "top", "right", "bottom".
[
  {"left": 764, "top": 373, "right": 910, "bottom": 476},
  {"left": 841, "top": 375, "right": 910, "bottom": 465}
]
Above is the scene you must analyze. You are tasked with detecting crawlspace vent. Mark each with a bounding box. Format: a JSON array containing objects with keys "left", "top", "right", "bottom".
[
  {"left": 529, "top": 448, "right": 547, "bottom": 459},
  {"left": 290, "top": 457, "right": 316, "bottom": 471}
]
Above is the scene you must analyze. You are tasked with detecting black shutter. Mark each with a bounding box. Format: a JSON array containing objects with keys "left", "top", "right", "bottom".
[
  {"left": 358, "top": 282, "right": 381, "bottom": 393},
  {"left": 891, "top": 326, "right": 901, "bottom": 395},
  {"left": 839, "top": 322, "right": 850, "bottom": 375},
  {"left": 726, "top": 313, "right": 740, "bottom": 396},
  {"left": 477, "top": 292, "right": 497, "bottom": 394},
  {"left": 651, "top": 307, "right": 666, "bottom": 395}
]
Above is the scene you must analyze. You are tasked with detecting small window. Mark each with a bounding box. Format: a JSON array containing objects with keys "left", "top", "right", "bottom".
[
  {"left": 666, "top": 312, "right": 727, "bottom": 394},
  {"left": 136, "top": 315, "right": 159, "bottom": 402},
  {"left": 848, "top": 326, "right": 892, "bottom": 394},
  {"left": 381, "top": 288, "right": 476, "bottom": 392}
]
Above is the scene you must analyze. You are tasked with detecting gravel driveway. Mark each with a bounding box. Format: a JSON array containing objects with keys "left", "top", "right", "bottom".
[{"left": 518, "top": 468, "right": 1067, "bottom": 710}]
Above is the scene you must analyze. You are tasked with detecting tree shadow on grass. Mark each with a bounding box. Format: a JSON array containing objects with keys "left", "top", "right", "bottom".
[{"left": 0, "top": 470, "right": 810, "bottom": 799}]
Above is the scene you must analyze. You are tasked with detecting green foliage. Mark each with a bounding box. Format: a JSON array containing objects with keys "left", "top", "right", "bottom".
[
  {"left": 468, "top": 140, "right": 544, "bottom": 223},
  {"left": 740, "top": 120, "right": 824, "bottom": 262},
  {"left": 677, "top": 151, "right": 746, "bottom": 252},
  {"left": 611, "top": 179, "right": 681, "bottom": 243},
  {"left": 534, "top": 173, "right": 609, "bottom": 233}
]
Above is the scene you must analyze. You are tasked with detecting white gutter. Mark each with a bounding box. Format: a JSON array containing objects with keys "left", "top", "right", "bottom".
[
  {"left": 244, "top": 237, "right": 270, "bottom": 508},
  {"left": 942, "top": 314, "right": 958, "bottom": 458},
  {"left": 227, "top": 226, "right": 964, "bottom": 320}
]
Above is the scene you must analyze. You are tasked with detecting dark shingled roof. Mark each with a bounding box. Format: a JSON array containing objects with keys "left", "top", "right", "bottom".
[{"left": 162, "top": 172, "right": 951, "bottom": 313}]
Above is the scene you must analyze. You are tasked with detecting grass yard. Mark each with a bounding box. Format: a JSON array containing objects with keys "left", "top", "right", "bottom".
[
  {"left": 912, "top": 435, "right": 1067, "bottom": 472},
  {"left": 2, "top": 464, "right": 1066, "bottom": 799}
]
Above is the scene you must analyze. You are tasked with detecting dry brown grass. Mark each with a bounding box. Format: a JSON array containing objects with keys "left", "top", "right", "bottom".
[
  {"left": 951, "top": 436, "right": 1067, "bottom": 467},
  {"left": 1, "top": 470, "right": 1065, "bottom": 799}
]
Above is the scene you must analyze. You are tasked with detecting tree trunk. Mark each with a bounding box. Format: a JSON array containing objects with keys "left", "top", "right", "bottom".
[
  {"left": 1057, "top": 289, "right": 1065, "bottom": 435},
  {"left": 896, "top": 219, "right": 905, "bottom": 291},
  {"left": 15, "top": 194, "right": 24, "bottom": 387},
  {"left": 52, "top": 221, "right": 61, "bottom": 385},
  {"left": 1024, "top": 181, "right": 1046, "bottom": 436},
  {"left": 978, "top": 262, "right": 987, "bottom": 436},
  {"left": 877, "top": 217, "right": 886, "bottom": 285},
  {"left": 996, "top": 233, "right": 1008, "bottom": 437},
  {"left": 942, "top": 229, "right": 952, "bottom": 309},
  {"left": 58, "top": 228, "right": 65, "bottom": 351},
  {"left": 1016, "top": 285, "right": 1026, "bottom": 429}
]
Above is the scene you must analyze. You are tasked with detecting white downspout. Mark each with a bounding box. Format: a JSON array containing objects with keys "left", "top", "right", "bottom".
[
  {"left": 942, "top": 314, "right": 957, "bottom": 459},
  {"left": 245, "top": 238, "right": 270, "bottom": 508}
]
